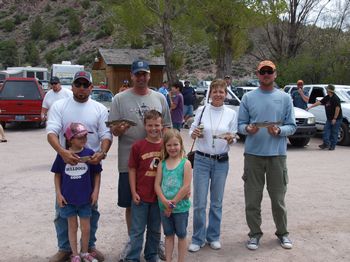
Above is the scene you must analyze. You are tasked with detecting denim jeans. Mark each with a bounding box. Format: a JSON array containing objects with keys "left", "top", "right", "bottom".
[
  {"left": 54, "top": 202, "right": 99, "bottom": 251},
  {"left": 323, "top": 119, "right": 342, "bottom": 147},
  {"left": 126, "top": 201, "right": 161, "bottom": 262},
  {"left": 191, "top": 152, "right": 229, "bottom": 245}
]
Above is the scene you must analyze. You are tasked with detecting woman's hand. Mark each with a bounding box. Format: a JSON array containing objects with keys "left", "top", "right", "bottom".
[{"left": 191, "top": 127, "right": 203, "bottom": 139}]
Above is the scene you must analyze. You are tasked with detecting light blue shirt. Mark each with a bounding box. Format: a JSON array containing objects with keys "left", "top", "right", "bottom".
[{"left": 238, "top": 88, "right": 296, "bottom": 156}]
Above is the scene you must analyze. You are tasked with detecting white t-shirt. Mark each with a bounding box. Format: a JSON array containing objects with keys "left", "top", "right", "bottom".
[
  {"left": 42, "top": 88, "right": 72, "bottom": 110},
  {"left": 189, "top": 104, "right": 237, "bottom": 155},
  {"left": 46, "top": 97, "right": 112, "bottom": 152}
]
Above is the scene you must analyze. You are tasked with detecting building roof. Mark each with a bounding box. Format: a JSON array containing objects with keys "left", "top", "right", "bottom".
[{"left": 98, "top": 48, "right": 165, "bottom": 66}]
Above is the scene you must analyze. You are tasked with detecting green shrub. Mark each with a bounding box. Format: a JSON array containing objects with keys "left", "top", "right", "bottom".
[
  {"left": 1, "top": 19, "right": 15, "bottom": 32},
  {"left": 14, "top": 14, "right": 28, "bottom": 25},
  {"left": 67, "top": 40, "right": 82, "bottom": 50},
  {"left": 24, "top": 41, "right": 40, "bottom": 65},
  {"left": 45, "top": 3, "right": 52, "bottom": 12},
  {"left": 45, "top": 44, "right": 71, "bottom": 65},
  {"left": 101, "top": 19, "right": 114, "bottom": 36},
  {"left": 0, "top": 40, "right": 18, "bottom": 67},
  {"left": 68, "top": 13, "right": 82, "bottom": 35},
  {"left": 43, "top": 23, "right": 60, "bottom": 42},
  {"left": 30, "top": 16, "right": 43, "bottom": 40},
  {"left": 81, "top": 0, "right": 90, "bottom": 9}
]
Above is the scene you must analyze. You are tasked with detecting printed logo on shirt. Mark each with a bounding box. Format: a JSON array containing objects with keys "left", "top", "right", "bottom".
[
  {"left": 129, "top": 103, "right": 161, "bottom": 120},
  {"left": 65, "top": 162, "right": 88, "bottom": 179}
]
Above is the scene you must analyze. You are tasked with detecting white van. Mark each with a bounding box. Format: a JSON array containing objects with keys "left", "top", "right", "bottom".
[{"left": 51, "top": 61, "right": 84, "bottom": 89}]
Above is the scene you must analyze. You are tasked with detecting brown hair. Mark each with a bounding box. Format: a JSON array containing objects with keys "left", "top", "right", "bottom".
[
  {"left": 210, "top": 79, "right": 227, "bottom": 94},
  {"left": 143, "top": 109, "right": 162, "bottom": 125},
  {"left": 161, "top": 129, "right": 185, "bottom": 160}
]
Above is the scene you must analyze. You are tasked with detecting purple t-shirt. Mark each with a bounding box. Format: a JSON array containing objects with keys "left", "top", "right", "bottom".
[
  {"left": 51, "top": 147, "right": 102, "bottom": 205},
  {"left": 171, "top": 93, "right": 184, "bottom": 124}
]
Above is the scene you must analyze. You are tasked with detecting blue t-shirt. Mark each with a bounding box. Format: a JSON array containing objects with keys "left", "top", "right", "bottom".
[
  {"left": 182, "top": 87, "right": 195, "bottom": 106},
  {"left": 51, "top": 147, "right": 102, "bottom": 205},
  {"left": 292, "top": 90, "right": 308, "bottom": 109}
]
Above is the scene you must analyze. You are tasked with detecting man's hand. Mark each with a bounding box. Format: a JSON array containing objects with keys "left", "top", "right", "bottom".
[
  {"left": 110, "top": 122, "right": 130, "bottom": 136},
  {"left": 246, "top": 124, "right": 259, "bottom": 135},
  {"left": 331, "top": 119, "right": 336, "bottom": 125},
  {"left": 267, "top": 125, "right": 280, "bottom": 136},
  {"left": 60, "top": 149, "right": 80, "bottom": 165}
]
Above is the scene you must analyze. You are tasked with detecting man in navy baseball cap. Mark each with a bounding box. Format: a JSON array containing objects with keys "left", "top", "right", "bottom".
[{"left": 131, "top": 60, "right": 150, "bottom": 74}]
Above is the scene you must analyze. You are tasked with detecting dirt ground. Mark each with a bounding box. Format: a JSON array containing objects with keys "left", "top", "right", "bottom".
[{"left": 0, "top": 124, "right": 349, "bottom": 262}]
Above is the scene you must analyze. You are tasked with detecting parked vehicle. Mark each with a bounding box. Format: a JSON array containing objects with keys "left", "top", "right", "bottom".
[
  {"left": 0, "top": 78, "right": 45, "bottom": 128},
  {"left": 197, "top": 85, "right": 316, "bottom": 147},
  {"left": 51, "top": 61, "right": 84, "bottom": 89},
  {"left": 195, "top": 80, "right": 211, "bottom": 96},
  {"left": 284, "top": 84, "right": 350, "bottom": 145},
  {"left": 0, "top": 67, "right": 49, "bottom": 85},
  {"left": 90, "top": 87, "right": 113, "bottom": 112}
]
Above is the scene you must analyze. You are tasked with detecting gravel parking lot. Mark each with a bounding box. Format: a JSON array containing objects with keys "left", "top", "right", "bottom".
[{"left": 0, "top": 124, "right": 349, "bottom": 262}]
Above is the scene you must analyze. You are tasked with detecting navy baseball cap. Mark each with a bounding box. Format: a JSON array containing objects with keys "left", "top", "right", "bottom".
[
  {"left": 50, "top": 76, "right": 60, "bottom": 84},
  {"left": 131, "top": 60, "right": 150, "bottom": 74},
  {"left": 73, "top": 71, "right": 92, "bottom": 84}
]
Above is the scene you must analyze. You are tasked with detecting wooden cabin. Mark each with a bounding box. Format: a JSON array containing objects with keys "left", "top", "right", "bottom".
[{"left": 92, "top": 48, "right": 166, "bottom": 94}]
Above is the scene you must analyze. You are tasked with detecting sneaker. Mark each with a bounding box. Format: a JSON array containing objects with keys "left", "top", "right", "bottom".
[
  {"left": 158, "top": 240, "right": 166, "bottom": 261},
  {"left": 279, "top": 235, "right": 293, "bottom": 249},
  {"left": 71, "top": 255, "right": 82, "bottom": 262},
  {"left": 88, "top": 248, "right": 104, "bottom": 262},
  {"left": 49, "top": 251, "right": 72, "bottom": 262},
  {"left": 318, "top": 143, "right": 329, "bottom": 149},
  {"left": 119, "top": 240, "right": 131, "bottom": 261},
  {"left": 246, "top": 237, "right": 259, "bottom": 250},
  {"left": 329, "top": 146, "right": 335, "bottom": 151},
  {"left": 188, "top": 243, "right": 205, "bottom": 252},
  {"left": 209, "top": 241, "right": 221, "bottom": 250}
]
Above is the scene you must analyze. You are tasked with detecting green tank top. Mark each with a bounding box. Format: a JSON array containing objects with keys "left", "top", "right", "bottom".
[{"left": 159, "top": 158, "right": 191, "bottom": 213}]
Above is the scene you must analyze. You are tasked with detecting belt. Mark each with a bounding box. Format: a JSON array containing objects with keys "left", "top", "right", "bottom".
[{"left": 196, "top": 151, "right": 228, "bottom": 160}]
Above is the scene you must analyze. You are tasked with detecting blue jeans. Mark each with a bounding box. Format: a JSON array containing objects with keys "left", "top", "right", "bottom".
[
  {"left": 191, "top": 153, "right": 229, "bottom": 245},
  {"left": 126, "top": 201, "right": 161, "bottom": 262},
  {"left": 323, "top": 119, "right": 342, "bottom": 147},
  {"left": 54, "top": 202, "right": 99, "bottom": 251}
]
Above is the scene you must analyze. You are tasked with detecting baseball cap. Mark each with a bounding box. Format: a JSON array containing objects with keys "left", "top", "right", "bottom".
[
  {"left": 64, "top": 122, "right": 92, "bottom": 140},
  {"left": 327, "top": 84, "right": 335, "bottom": 93},
  {"left": 50, "top": 76, "right": 60, "bottom": 84},
  {"left": 73, "top": 71, "right": 92, "bottom": 84},
  {"left": 131, "top": 60, "right": 150, "bottom": 74},
  {"left": 257, "top": 60, "right": 276, "bottom": 71},
  {"left": 297, "top": 80, "right": 304, "bottom": 85}
]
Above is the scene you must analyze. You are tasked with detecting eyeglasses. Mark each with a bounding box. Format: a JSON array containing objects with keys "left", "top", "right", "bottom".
[
  {"left": 258, "top": 69, "right": 275, "bottom": 75},
  {"left": 74, "top": 82, "right": 90, "bottom": 89}
]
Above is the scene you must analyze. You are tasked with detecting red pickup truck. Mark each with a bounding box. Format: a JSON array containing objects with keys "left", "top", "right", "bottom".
[{"left": 0, "top": 77, "right": 45, "bottom": 128}]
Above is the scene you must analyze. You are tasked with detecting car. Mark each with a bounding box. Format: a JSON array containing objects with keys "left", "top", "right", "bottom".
[
  {"left": 284, "top": 84, "right": 350, "bottom": 145},
  {"left": 195, "top": 80, "right": 211, "bottom": 96},
  {"left": 196, "top": 85, "right": 317, "bottom": 147},
  {"left": 0, "top": 77, "right": 45, "bottom": 128},
  {"left": 235, "top": 86, "right": 257, "bottom": 100},
  {"left": 90, "top": 87, "right": 114, "bottom": 112}
]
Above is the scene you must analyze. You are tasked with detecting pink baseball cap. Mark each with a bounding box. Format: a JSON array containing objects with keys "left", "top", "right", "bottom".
[{"left": 64, "top": 122, "right": 92, "bottom": 140}]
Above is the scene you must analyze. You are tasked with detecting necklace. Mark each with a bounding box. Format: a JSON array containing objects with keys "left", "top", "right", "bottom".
[{"left": 209, "top": 105, "right": 224, "bottom": 149}]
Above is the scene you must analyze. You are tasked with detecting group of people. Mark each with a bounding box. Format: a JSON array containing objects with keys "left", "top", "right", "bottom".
[
  {"left": 292, "top": 80, "right": 343, "bottom": 150},
  {"left": 45, "top": 59, "right": 300, "bottom": 262},
  {"left": 157, "top": 80, "right": 196, "bottom": 131}
]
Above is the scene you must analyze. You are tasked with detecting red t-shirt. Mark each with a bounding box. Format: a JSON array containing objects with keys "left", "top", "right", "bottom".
[{"left": 128, "top": 139, "right": 162, "bottom": 203}]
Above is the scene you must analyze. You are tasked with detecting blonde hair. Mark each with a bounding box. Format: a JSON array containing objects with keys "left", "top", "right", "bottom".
[
  {"left": 210, "top": 79, "right": 227, "bottom": 94},
  {"left": 161, "top": 129, "right": 185, "bottom": 159}
]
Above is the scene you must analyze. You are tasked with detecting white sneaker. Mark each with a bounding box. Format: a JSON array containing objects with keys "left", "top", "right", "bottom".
[
  {"left": 188, "top": 243, "right": 205, "bottom": 252},
  {"left": 246, "top": 237, "right": 259, "bottom": 250},
  {"left": 209, "top": 241, "right": 221, "bottom": 250},
  {"left": 279, "top": 236, "right": 293, "bottom": 249}
]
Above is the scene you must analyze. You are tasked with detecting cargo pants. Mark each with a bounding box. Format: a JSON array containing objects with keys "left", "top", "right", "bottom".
[{"left": 242, "top": 154, "right": 289, "bottom": 239}]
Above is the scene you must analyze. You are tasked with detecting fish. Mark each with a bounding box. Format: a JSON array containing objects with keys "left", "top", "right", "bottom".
[
  {"left": 105, "top": 119, "right": 137, "bottom": 127},
  {"left": 252, "top": 121, "right": 282, "bottom": 128}
]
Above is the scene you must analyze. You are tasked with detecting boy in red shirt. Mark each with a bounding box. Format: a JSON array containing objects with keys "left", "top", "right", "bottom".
[{"left": 126, "top": 110, "right": 163, "bottom": 262}]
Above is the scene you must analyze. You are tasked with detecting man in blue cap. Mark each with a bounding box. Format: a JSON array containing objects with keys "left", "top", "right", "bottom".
[{"left": 109, "top": 60, "right": 172, "bottom": 261}]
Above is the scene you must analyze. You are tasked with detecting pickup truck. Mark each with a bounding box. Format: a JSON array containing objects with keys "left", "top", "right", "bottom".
[
  {"left": 198, "top": 86, "right": 317, "bottom": 147},
  {"left": 0, "top": 77, "right": 45, "bottom": 128}
]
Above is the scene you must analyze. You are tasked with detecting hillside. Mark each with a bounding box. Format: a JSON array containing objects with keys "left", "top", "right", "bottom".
[{"left": 0, "top": 0, "right": 257, "bottom": 82}]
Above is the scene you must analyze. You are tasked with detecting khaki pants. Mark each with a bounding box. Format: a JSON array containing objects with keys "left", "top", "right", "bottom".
[{"left": 242, "top": 154, "right": 289, "bottom": 239}]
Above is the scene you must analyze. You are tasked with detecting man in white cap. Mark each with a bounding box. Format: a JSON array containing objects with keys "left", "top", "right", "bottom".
[
  {"left": 46, "top": 71, "right": 112, "bottom": 262},
  {"left": 109, "top": 60, "right": 172, "bottom": 261},
  {"left": 238, "top": 60, "right": 296, "bottom": 251}
]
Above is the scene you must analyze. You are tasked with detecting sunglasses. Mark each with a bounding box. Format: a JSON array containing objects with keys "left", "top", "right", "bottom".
[
  {"left": 258, "top": 69, "right": 275, "bottom": 75},
  {"left": 74, "top": 82, "right": 90, "bottom": 89}
]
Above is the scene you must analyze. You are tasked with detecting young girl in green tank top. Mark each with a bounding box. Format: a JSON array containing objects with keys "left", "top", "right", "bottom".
[{"left": 155, "top": 129, "right": 192, "bottom": 262}]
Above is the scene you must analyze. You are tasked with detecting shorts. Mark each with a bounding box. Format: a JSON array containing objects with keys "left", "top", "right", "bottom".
[
  {"left": 60, "top": 203, "right": 92, "bottom": 219},
  {"left": 118, "top": 172, "right": 132, "bottom": 208},
  {"left": 183, "top": 105, "right": 194, "bottom": 117},
  {"left": 161, "top": 211, "right": 189, "bottom": 239}
]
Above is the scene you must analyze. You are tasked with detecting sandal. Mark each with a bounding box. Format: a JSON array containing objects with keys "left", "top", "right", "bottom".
[{"left": 0, "top": 139, "right": 7, "bottom": 143}]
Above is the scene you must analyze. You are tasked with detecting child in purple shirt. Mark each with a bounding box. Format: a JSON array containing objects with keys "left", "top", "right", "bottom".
[
  {"left": 170, "top": 81, "right": 184, "bottom": 131},
  {"left": 51, "top": 123, "right": 102, "bottom": 262}
]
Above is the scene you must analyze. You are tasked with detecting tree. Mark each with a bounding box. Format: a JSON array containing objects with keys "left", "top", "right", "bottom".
[
  {"left": 68, "top": 12, "right": 82, "bottom": 35},
  {"left": 24, "top": 41, "right": 40, "bottom": 65},
  {"left": 0, "top": 40, "right": 18, "bottom": 67},
  {"left": 30, "top": 16, "right": 43, "bottom": 40}
]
